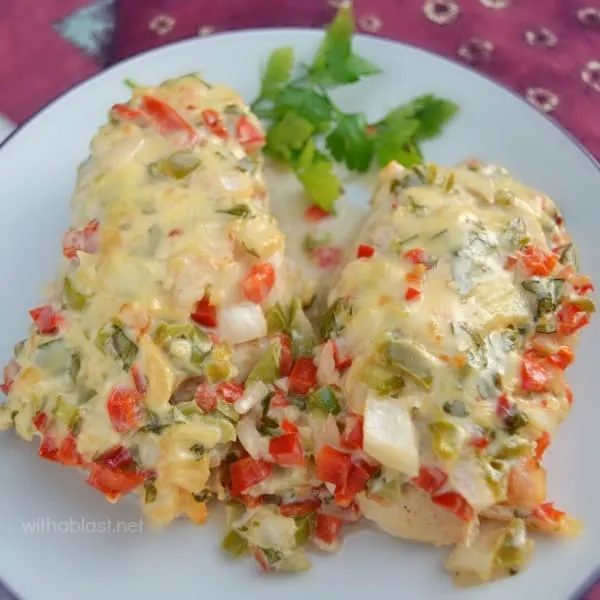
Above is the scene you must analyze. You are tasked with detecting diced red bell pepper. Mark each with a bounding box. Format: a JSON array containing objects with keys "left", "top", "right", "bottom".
[
  {"left": 405, "top": 286, "right": 421, "bottom": 301},
  {"left": 277, "top": 334, "right": 293, "bottom": 377},
  {"left": 280, "top": 419, "right": 299, "bottom": 434},
  {"left": 357, "top": 244, "right": 375, "bottom": 259},
  {"left": 32, "top": 411, "right": 49, "bottom": 432},
  {"left": 288, "top": 357, "right": 318, "bottom": 394},
  {"left": 0, "top": 358, "right": 20, "bottom": 395},
  {"left": 270, "top": 387, "right": 292, "bottom": 408},
  {"left": 304, "top": 204, "right": 330, "bottom": 223},
  {"left": 518, "top": 245, "right": 558, "bottom": 277},
  {"left": 431, "top": 491, "right": 475, "bottom": 522},
  {"left": 201, "top": 108, "right": 228, "bottom": 139},
  {"left": 62, "top": 219, "right": 100, "bottom": 259},
  {"left": 234, "top": 116, "right": 265, "bottom": 153},
  {"left": 565, "top": 383, "right": 573, "bottom": 405},
  {"left": 252, "top": 547, "right": 271, "bottom": 574},
  {"left": 55, "top": 434, "right": 83, "bottom": 466},
  {"left": 229, "top": 457, "right": 273, "bottom": 496},
  {"left": 39, "top": 435, "right": 59, "bottom": 461},
  {"left": 96, "top": 445, "right": 136, "bottom": 471},
  {"left": 335, "top": 462, "right": 373, "bottom": 507},
  {"left": 403, "top": 248, "right": 435, "bottom": 269},
  {"left": 521, "top": 350, "right": 552, "bottom": 393},
  {"left": 573, "top": 282, "right": 594, "bottom": 295},
  {"left": 139, "top": 95, "right": 199, "bottom": 146},
  {"left": 29, "top": 305, "right": 62, "bottom": 335},
  {"left": 557, "top": 304, "right": 590, "bottom": 336},
  {"left": 470, "top": 435, "right": 491, "bottom": 450},
  {"left": 332, "top": 341, "right": 352, "bottom": 370},
  {"left": 535, "top": 431, "right": 551, "bottom": 461},
  {"left": 195, "top": 383, "right": 218, "bottom": 413},
  {"left": 496, "top": 393, "right": 512, "bottom": 418},
  {"left": 547, "top": 346, "right": 575, "bottom": 370},
  {"left": 412, "top": 466, "right": 448, "bottom": 495},
  {"left": 504, "top": 255, "right": 517, "bottom": 270},
  {"left": 241, "top": 262, "right": 275, "bottom": 304},
  {"left": 311, "top": 246, "right": 344, "bottom": 269},
  {"left": 269, "top": 433, "right": 305, "bottom": 467},
  {"left": 315, "top": 445, "right": 352, "bottom": 491},
  {"left": 110, "top": 103, "right": 147, "bottom": 123},
  {"left": 239, "top": 493, "right": 262, "bottom": 509},
  {"left": 340, "top": 415, "right": 363, "bottom": 450},
  {"left": 190, "top": 293, "right": 218, "bottom": 328},
  {"left": 314, "top": 513, "right": 343, "bottom": 546},
  {"left": 217, "top": 382, "right": 244, "bottom": 404},
  {"left": 86, "top": 464, "right": 146, "bottom": 501},
  {"left": 279, "top": 498, "right": 320, "bottom": 518},
  {"left": 532, "top": 501, "right": 566, "bottom": 524},
  {"left": 107, "top": 386, "right": 144, "bottom": 433}
]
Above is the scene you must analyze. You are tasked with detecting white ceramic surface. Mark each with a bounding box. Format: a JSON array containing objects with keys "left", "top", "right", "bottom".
[{"left": 0, "top": 30, "right": 598, "bottom": 600}]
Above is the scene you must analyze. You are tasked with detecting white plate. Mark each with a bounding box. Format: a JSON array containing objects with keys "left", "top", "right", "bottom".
[{"left": 0, "top": 29, "right": 598, "bottom": 600}]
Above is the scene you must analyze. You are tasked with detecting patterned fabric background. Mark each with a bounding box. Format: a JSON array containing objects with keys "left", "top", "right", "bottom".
[{"left": 0, "top": 0, "right": 599, "bottom": 598}]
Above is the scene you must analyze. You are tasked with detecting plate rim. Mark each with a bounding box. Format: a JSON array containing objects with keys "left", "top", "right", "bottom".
[{"left": 1, "top": 27, "right": 599, "bottom": 600}]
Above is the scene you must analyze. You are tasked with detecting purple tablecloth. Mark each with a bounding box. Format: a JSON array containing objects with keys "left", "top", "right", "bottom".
[{"left": 0, "top": 1, "right": 599, "bottom": 598}]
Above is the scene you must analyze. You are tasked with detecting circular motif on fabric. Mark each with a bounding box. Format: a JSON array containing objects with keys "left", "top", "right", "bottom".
[
  {"left": 526, "top": 87, "right": 559, "bottom": 113},
  {"left": 480, "top": 0, "right": 510, "bottom": 9},
  {"left": 458, "top": 37, "right": 494, "bottom": 63},
  {"left": 524, "top": 27, "right": 557, "bottom": 48},
  {"left": 358, "top": 14, "right": 382, "bottom": 33},
  {"left": 198, "top": 25, "right": 216, "bottom": 37},
  {"left": 149, "top": 14, "right": 175, "bottom": 36},
  {"left": 582, "top": 61, "right": 600, "bottom": 92},
  {"left": 423, "top": 0, "right": 460, "bottom": 26},
  {"left": 328, "top": 0, "right": 352, "bottom": 8},
  {"left": 577, "top": 7, "right": 600, "bottom": 27}
]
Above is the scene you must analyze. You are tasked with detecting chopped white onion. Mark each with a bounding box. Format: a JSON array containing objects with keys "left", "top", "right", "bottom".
[
  {"left": 363, "top": 392, "right": 419, "bottom": 477},
  {"left": 218, "top": 302, "right": 267, "bottom": 344},
  {"left": 316, "top": 341, "right": 340, "bottom": 387},
  {"left": 236, "top": 416, "right": 270, "bottom": 460},
  {"left": 235, "top": 380, "right": 269, "bottom": 415},
  {"left": 449, "top": 460, "right": 496, "bottom": 511},
  {"left": 311, "top": 415, "right": 341, "bottom": 452}
]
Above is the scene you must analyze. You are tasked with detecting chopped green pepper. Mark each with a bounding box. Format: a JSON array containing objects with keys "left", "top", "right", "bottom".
[
  {"left": 428, "top": 421, "right": 459, "bottom": 459},
  {"left": 294, "top": 515, "right": 312, "bottom": 545},
  {"left": 221, "top": 530, "right": 249, "bottom": 557},
  {"left": 495, "top": 519, "right": 527, "bottom": 570},
  {"left": 503, "top": 409, "right": 529, "bottom": 435},
  {"left": 98, "top": 322, "right": 138, "bottom": 371},
  {"left": 192, "top": 489, "right": 216, "bottom": 503},
  {"left": 144, "top": 478, "right": 157, "bottom": 504},
  {"left": 309, "top": 386, "right": 341, "bottom": 415},
  {"left": 54, "top": 398, "right": 80, "bottom": 428},
  {"left": 247, "top": 341, "right": 280, "bottom": 384},
  {"left": 380, "top": 336, "right": 435, "bottom": 390},
  {"left": 495, "top": 436, "right": 531, "bottom": 459},
  {"left": 63, "top": 277, "right": 90, "bottom": 311},
  {"left": 154, "top": 321, "right": 212, "bottom": 373},
  {"left": 363, "top": 362, "right": 405, "bottom": 396},
  {"left": 36, "top": 339, "right": 70, "bottom": 374},
  {"left": 149, "top": 151, "right": 200, "bottom": 180},
  {"left": 217, "top": 204, "right": 254, "bottom": 218},
  {"left": 319, "top": 298, "right": 351, "bottom": 340},
  {"left": 265, "top": 303, "right": 289, "bottom": 335},
  {"left": 521, "top": 278, "right": 565, "bottom": 318}
]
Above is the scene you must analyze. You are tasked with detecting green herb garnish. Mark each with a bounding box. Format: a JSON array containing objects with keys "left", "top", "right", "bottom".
[{"left": 250, "top": 7, "right": 458, "bottom": 214}]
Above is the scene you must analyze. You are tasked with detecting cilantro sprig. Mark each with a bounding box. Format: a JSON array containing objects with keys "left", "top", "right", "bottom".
[{"left": 251, "top": 7, "right": 458, "bottom": 213}]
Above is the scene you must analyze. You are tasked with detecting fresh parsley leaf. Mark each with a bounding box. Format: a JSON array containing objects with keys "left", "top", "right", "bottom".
[
  {"left": 379, "top": 95, "right": 458, "bottom": 141},
  {"left": 372, "top": 119, "right": 419, "bottom": 166},
  {"left": 412, "top": 96, "right": 459, "bottom": 140},
  {"left": 258, "top": 47, "right": 295, "bottom": 100},
  {"left": 326, "top": 113, "right": 373, "bottom": 172},
  {"left": 295, "top": 155, "right": 342, "bottom": 212},
  {"left": 266, "top": 111, "right": 315, "bottom": 161},
  {"left": 309, "top": 6, "right": 381, "bottom": 87},
  {"left": 273, "top": 86, "right": 334, "bottom": 128}
]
